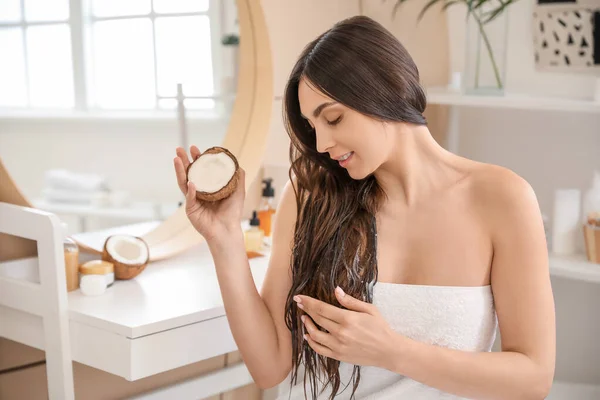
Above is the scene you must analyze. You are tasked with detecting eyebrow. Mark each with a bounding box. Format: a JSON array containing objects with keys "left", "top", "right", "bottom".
[{"left": 301, "top": 101, "right": 338, "bottom": 120}]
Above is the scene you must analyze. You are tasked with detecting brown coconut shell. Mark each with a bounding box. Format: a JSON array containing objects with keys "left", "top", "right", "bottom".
[
  {"left": 186, "top": 146, "right": 240, "bottom": 202},
  {"left": 102, "top": 235, "right": 150, "bottom": 280}
]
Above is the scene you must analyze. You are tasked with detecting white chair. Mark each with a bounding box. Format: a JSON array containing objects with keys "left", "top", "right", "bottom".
[{"left": 0, "top": 202, "right": 75, "bottom": 400}]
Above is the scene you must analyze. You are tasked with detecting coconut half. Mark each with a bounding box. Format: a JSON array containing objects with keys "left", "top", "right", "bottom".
[
  {"left": 102, "top": 235, "right": 150, "bottom": 280},
  {"left": 186, "top": 146, "right": 239, "bottom": 202}
]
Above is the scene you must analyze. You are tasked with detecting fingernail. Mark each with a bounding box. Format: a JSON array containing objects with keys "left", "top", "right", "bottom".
[
  {"left": 293, "top": 296, "right": 301, "bottom": 303},
  {"left": 301, "top": 315, "right": 305, "bottom": 323},
  {"left": 336, "top": 286, "right": 345, "bottom": 297}
]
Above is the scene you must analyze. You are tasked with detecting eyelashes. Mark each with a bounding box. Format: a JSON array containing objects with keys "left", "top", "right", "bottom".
[
  {"left": 326, "top": 115, "right": 342, "bottom": 126},
  {"left": 303, "top": 115, "right": 343, "bottom": 130}
]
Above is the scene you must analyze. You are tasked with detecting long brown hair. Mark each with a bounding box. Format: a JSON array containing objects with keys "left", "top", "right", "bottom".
[{"left": 282, "top": 15, "right": 427, "bottom": 399}]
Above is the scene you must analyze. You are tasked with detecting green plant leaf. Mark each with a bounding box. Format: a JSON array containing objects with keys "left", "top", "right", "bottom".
[
  {"left": 417, "top": 0, "right": 443, "bottom": 21},
  {"left": 481, "top": 3, "right": 509, "bottom": 24},
  {"left": 463, "top": 0, "right": 476, "bottom": 21},
  {"left": 472, "top": 0, "right": 488, "bottom": 10},
  {"left": 389, "top": 0, "right": 518, "bottom": 22},
  {"left": 391, "top": 0, "right": 411, "bottom": 19},
  {"left": 441, "top": 0, "right": 463, "bottom": 11},
  {"left": 484, "top": 0, "right": 519, "bottom": 24}
]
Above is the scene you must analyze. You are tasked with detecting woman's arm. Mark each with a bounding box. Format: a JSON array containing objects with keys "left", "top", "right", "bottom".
[
  {"left": 208, "top": 180, "right": 298, "bottom": 389},
  {"left": 387, "top": 337, "right": 551, "bottom": 400},
  {"left": 385, "top": 168, "right": 556, "bottom": 400}
]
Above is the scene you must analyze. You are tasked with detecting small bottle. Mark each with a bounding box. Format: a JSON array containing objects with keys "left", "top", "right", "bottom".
[
  {"left": 244, "top": 211, "right": 264, "bottom": 252},
  {"left": 62, "top": 223, "right": 80, "bottom": 292},
  {"left": 552, "top": 189, "right": 581, "bottom": 255},
  {"left": 258, "top": 178, "right": 276, "bottom": 238}
]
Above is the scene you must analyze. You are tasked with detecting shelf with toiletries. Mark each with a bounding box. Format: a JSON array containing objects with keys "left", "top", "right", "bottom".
[{"left": 547, "top": 170, "right": 600, "bottom": 284}]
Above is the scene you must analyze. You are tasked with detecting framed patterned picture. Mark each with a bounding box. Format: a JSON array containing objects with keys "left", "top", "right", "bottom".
[{"left": 533, "top": 0, "right": 600, "bottom": 74}]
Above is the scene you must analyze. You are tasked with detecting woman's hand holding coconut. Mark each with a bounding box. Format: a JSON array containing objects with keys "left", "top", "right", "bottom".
[{"left": 173, "top": 145, "right": 245, "bottom": 243}]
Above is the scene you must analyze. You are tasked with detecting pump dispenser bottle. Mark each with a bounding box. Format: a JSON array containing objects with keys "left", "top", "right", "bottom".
[{"left": 258, "top": 178, "right": 276, "bottom": 238}]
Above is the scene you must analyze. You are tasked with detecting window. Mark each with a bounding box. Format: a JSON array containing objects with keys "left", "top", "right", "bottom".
[
  {"left": 0, "top": 0, "right": 73, "bottom": 108},
  {"left": 0, "top": 0, "right": 227, "bottom": 112}
]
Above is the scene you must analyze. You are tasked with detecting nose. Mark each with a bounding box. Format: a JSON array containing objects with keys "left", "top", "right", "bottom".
[{"left": 315, "top": 127, "right": 335, "bottom": 154}]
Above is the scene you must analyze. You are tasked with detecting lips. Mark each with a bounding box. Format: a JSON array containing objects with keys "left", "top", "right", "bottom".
[
  {"left": 337, "top": 152, "right": 354, "bottom": 168},
  {"left": 333, "top": 152, "right": 353, "bottom": 161}
]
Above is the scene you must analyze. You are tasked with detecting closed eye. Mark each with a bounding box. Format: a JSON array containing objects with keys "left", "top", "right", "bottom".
[{"left": 326, "top": 115, "right": 342, "bottom": 126}]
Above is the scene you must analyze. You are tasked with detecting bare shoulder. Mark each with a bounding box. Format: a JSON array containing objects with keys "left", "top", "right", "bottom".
[
  {"left": 471, "top": 163, "right": 535, "bottom": 200},
  {"left": 467, "top": 163, "right": 541, "bottom": 233}
]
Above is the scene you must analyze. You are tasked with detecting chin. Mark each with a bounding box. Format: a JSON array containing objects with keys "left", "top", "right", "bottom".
[{"left": 346, "top": 166, "right": 373, "bottom": 181}]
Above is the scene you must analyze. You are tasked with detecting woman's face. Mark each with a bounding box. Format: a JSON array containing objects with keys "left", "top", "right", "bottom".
[{"left": 298, "top": 78, "right": 393, "bottom": 180}]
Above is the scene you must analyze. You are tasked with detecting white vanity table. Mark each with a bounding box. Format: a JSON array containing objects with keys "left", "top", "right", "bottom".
[{"left": 1, "top": 221, "right": 272, "bottom": 399}]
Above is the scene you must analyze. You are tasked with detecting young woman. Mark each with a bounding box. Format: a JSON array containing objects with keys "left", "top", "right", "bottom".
[{"left": 173, "top": 15, "right": 555, "bottom": 400}]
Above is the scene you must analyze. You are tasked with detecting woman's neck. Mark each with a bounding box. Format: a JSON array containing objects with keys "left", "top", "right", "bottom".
[{"left": 374, "top": 124, "right": 465, "bottom": 209}]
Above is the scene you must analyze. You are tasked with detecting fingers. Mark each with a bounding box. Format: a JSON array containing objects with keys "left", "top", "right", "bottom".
[
  {"left": 176, "top": 147, "right": 191, "bottom": 171},
  {"left": 294, "top": 295, "right": 345, "bottom": 325},
  {"left": 335, "top": 287, "right": 376, "bottom": 314},
  {"left": 173, "top": 157, "right": 188, "bottom": 194},
  {"left": 239, "top": 167, "right": 245, "bottom": 183},
  {"left": 233, "top": 168, "right": 246, "bottom": 200},
  {"left": 185, "top": 181, "right": 198, "bottom": 213},
  {"left": 302, "top": 315, "right": 334, "bottom": 345},
  {"left": 174, "top": 145, "right": 200, "bottom": 195},
  {"left": 302, "top": 308, "right": 339, "bottom": 333},
  {"left": 304, "top": 330, "right": 335, "bottom": 359},
  {"left": 190, "top": 145, "right": 201, "bottom": 161}
]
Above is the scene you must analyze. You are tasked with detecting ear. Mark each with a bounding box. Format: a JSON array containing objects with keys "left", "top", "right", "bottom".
[{"left": 335, "top": 286, "right": 374, "bottom": 314}]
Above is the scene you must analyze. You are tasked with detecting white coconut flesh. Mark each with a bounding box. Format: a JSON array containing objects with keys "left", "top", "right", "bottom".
[
  {"left": 106, "top": 235, "right": 148, "bottom": 265},
  {"left": 188, "top": 152, "right": 236, "bottom": 193}
]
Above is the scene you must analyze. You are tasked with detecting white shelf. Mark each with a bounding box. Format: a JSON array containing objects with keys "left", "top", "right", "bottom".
[
  {"left": 549, "top": 253, "right": 600, "bottom": 284},
  {"left": 425, "top": 86, "right": 600, "bottom": 114}
]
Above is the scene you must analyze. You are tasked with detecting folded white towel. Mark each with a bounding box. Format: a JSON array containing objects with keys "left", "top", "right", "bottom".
[{"left": 44, "top": 169, "right": 109, "bottom": 192}]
